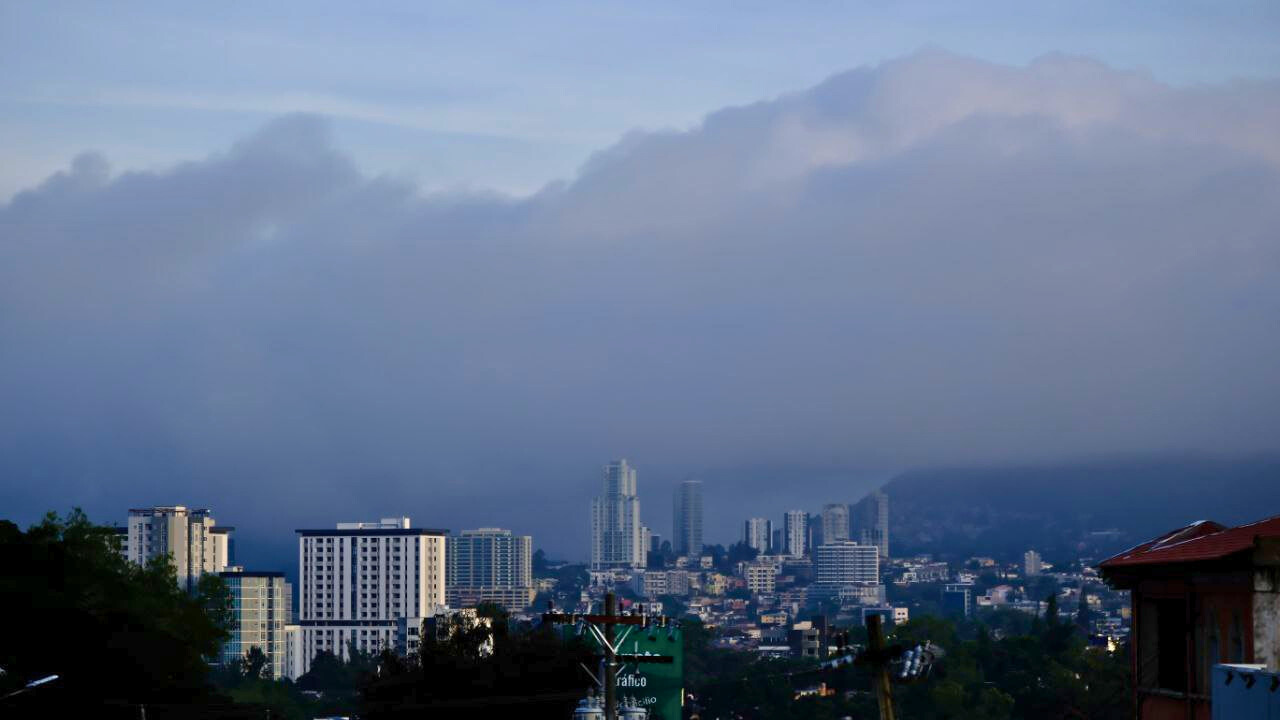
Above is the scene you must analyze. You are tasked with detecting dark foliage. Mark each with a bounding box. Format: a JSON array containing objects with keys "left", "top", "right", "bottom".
[
  {"left": 360, "top": 619, "right": 598, "bottom": 719},
  {"left": 0, "top": 510, "right": 238, "bottom": 718}
]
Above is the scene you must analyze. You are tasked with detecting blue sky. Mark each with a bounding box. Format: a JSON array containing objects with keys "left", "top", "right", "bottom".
[{"left": 3, "top": 1, "right": 1278, "bottom": 200}]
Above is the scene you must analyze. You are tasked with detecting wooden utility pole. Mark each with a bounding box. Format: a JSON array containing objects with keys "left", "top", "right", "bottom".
[
  {"left": 603, "top": 592, "right": 617, "bottom": 720},
  {"left": 865, "top": 614, "right": 896, "bottom": 720},
  {"left": 542, "top": 591, "right": 674, "bottom": 720}
]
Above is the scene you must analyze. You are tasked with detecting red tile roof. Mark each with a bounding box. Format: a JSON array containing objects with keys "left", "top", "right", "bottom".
[{"left": 1100, "top": 515, "right": 1280, "bottom": 569}]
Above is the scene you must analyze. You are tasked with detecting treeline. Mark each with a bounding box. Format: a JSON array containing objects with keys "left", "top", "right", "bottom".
[{"left": 684, "top": 601, "right": 1131, "bottom": 720}]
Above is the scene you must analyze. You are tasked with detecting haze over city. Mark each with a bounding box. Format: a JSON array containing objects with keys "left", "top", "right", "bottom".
[{"left": 2, "top": 1, "right": 1279, "bottom": 574}]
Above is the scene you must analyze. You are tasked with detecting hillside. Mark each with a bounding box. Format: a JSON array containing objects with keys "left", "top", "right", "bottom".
[{"left": 884, "top": 455, "right": 1280, "bottom": 565}]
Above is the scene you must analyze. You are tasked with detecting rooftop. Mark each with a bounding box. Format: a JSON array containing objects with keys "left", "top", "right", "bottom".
[{"left": 1099, "top": 514, "right": 1280, "bottom": 569}]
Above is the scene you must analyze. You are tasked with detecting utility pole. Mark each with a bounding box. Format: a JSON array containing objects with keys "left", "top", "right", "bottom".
[
  {"left": 865, "top": 614, "right": 896, "bottom": 720},
  {"left": 603, "top": 592, "right": 617, "bottom": 720},
  {"left": 543, "top": 591, "right": 675, "bottom": 720}
]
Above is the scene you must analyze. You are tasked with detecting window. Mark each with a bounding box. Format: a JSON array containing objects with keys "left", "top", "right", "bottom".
[{"left": 1139, "top": 598, "right": 1189, "bottom": 694}]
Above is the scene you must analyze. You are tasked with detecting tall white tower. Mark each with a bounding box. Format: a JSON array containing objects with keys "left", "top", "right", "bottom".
[{"left": 591, "top": 460, "right": 644, "bottom": 570}]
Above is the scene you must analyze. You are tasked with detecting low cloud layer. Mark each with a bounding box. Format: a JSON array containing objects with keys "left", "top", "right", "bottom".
[{"left": 2, "top": 51, "right": 1278, "bottom": 559}]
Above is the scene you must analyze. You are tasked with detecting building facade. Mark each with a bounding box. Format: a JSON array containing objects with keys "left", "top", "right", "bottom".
[
  {"left": 591, "top": 459, "right": 645, "bottom": 570},
  {"left": 219, "top": 570, "right": 292, "bottom": 679},
  {"left": 783, "top": 510, "right": 808, "bottom": 557},
  {"left": 446, "top": 528, "right": 534, "bottom": 611},
  {"left": 744, "top": 562, "right": 777, "bottom": 594},
  {"left": 673, "top": 478, "right": 703, "bottom": 557},
  {"left": 744, "top": 517, "right": 772, "bottom": 554},
  {"left": 123, "top": 506, "right": 230, "bottom": 592},
  {"left": 820, "top": 504, "right": 850, "bottom": 545},
  {"left": 853, "top": 490, "right": 889, "bottom": 559},
  {"left": 813, "top": 540, "right": 879, "bottom": 589},
  {"left": 295, "top": 517, "right": 446, "bottom": 675}
]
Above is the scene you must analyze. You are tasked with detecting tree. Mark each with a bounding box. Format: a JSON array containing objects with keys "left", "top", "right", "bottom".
[
  {"left": 0, "top": 509, "right": 231, "bottom": 714},
  {"left": 239, "top": 646, "right": 270, "bottom": 681}
]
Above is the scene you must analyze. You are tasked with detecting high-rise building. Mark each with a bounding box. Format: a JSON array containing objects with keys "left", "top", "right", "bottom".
[
  {"left": 1024, "top": 550, "right": 1043, "bottom": 576},
  {"left": 853, "top": 490, "right": 890, "bottom": 559},
  {"left": 813, "top": 541, "right": 879, "bottom": 589},
  {"left": 219, "top": 570, "right": 292, "bottom": 679},
  {"left": 296, "top": 516, "right": 446, "bottom": 675},
  {"left": 446, "top": 528, "right": 534, "bottom": 611},
  {"left": 123, "top": 506, "right": 230, "bottom": 592},
  {"left": 744, "top": 517, "right": 772, "bottom": 554},
  {"left": 673, "top": 478, "right": 703, "bottom": 557},
  {"left": 591, "top": 459, "right": 645, "bottom": 570},
  {"left": 820, "top": 503, "right": 850, "bottom": 545},
  {"left": 783, "top": 510, "right": 808, "bottom": 557}
]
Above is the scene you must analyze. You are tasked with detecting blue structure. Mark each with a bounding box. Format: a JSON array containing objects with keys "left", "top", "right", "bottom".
[{"left": 1212, "top": 664, "right": 1280, "bottom": 720}]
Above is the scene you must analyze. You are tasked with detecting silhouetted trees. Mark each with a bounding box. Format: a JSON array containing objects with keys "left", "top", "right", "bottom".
[{"left": 0, "top": 510, "right": 232, "bottom": 717}]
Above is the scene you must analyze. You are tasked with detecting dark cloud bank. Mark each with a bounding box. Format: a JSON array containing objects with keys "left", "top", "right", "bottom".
[{"left": 2, "top": 51, "right": 1279, "bottom": 564}]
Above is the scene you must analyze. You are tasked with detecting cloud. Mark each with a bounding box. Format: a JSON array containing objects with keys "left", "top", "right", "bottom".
[{"left": 2, "top": 51, "right": 1278, "bottom": 558}]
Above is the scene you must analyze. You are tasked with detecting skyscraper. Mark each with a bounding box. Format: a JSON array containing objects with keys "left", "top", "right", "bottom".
[
  {"left": 673, "top": 478, "right": 703, "bottom": 557},
  {"left": 446, "top": 528, "right": 535, "bottom": 611},
  {"left": 744, "top": 517, "right": 772, "bottom": 553},
  {"left": 854, "top": 490, "right": 890, "bottom": 559},
  {"left": 821, "top": 503, "right": 850, "bottom": 545},
  {"left": 591, "top": 459, "right": 645, "bottom": 570},
  {"left": 296, "top": 517, "right": 446, "bottom": 675},
  {"left": 783, "top": 510, "right": 808, "bottom": 557},
  {"left": 123, "top": 506, "right": 230, "bottom": 592}
]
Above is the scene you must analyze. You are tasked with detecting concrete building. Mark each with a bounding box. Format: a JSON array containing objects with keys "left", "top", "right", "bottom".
[
  {"left": 853, "top": 490, "right": 889, "bottom": 559},
  {"left": 744, "top": 517, "right": 772, "bottom": 554},
  {"left": 783, "top": 510, "right": 808, "bottom": 557},
  {"left": 673, "top": 478, "right": 703, "bottom": 557},
  {"left": 744, "top": 562, "right": 777, "bottom": 594},
  {"left": 1024, "top": 549, "right": 1043, "bottom": 576},
  {"left": 591, "top": 459, "right": 645, "bottom": 570},
  {"left": 219, "top": 570, "right": 292, "bottom": 679},
  {"left": 820, "top": 504, "right": 850, "bottom": 545},
  {"left": 295, "top": 516, "right": 446, "bottom": 675},
  {"left": 284, "top": 624, "right": 302, "bottom": 680},
  {"left": 446, "top": 528, "right": 534, "bottom": 611},
  {"left": 788, "top": 617, "right": 829, "bottom": 659},
  {"left": 813, "top": 541, "right": 879, "bottom": 590},
  {"left": 1100, "top": 514, "right": 1280, "bottom": 720},
  {"left": 123, "top": 506, "right": 231, "bottom": 592}
]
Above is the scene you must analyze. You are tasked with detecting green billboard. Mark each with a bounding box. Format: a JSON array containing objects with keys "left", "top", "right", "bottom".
[{"left": 575, "top": 627, "right": 684, "bottom": 720}]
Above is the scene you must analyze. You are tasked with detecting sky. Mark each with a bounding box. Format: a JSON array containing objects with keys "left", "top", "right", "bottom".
[{"left": 1, "top": 2, "right": 1279, "bottom": 567}]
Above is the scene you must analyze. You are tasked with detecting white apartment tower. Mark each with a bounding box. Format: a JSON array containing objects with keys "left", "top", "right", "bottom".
[
  {"left": 296, "top": 517, "right": 446, "bottom": 675},
  {"left": 124, "top": 506, "right": 230, "bottom": 592},
  {"left": 813, "top": 541, "right": 880, "bottom": 589},
  {"left": 783, "top": 510, "right": 808, "bottom": 557},
  {"left": 744, "top": 517, "right": 772, "bottom": 554},
  {"left": 446, "top": 528, "right": 535, "bottom": 611},
  {"left": 673, "top": 478, "right": 703, "bottom": 557},
  {"left": 591, "top": 460, "right": 645, "bottom": 570}
]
